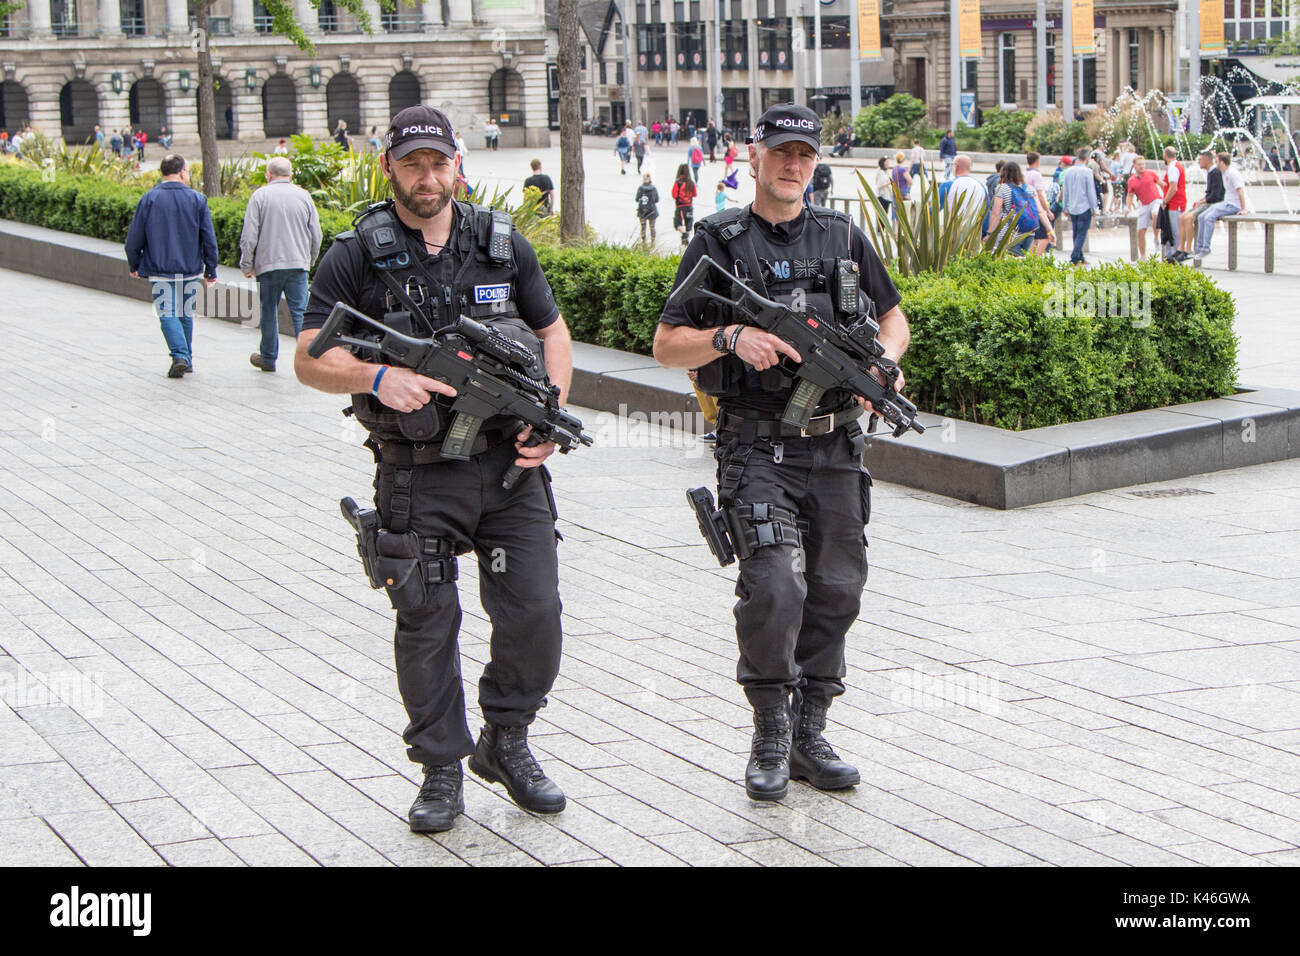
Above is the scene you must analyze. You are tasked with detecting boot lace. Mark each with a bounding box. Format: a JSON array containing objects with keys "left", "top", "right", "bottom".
[
  {"left": 417, "top": 763, "right": 460, "bottom": 804},
  {"left": 752, "top": 708, "right": 791, "bottom": 771},
  {"left": 497, "top": 727, "right": 547, "bottom": 784},
  {"left": 796, "top": 703, "right": 841, "bottom": 761}
]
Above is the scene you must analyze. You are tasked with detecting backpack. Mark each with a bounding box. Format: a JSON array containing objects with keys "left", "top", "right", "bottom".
[
  {"left": 812, "top": 164, "right": 832, "bottom": 190},
  {"left": 690, "top": 146, "right": 703, "bottom": 165},
  {"left": 1007, "top": 183, "right": 1039, "bottom": 233}
]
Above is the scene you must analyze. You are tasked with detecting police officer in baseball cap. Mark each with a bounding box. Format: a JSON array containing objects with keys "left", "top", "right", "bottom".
[
  {"left": 655, "top": 104, "right": 913, "bottom": 801},
  {"left": 296, "top": 104, "right": 577, "bottom": 833}
]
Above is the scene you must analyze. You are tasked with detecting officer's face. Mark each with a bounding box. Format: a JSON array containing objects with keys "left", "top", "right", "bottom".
[
  {"left": 751, "top": 141, "right": 818, "bottom": 205},
  {"left": 383, "top": 148, "right": 459, "bottom": 219}
]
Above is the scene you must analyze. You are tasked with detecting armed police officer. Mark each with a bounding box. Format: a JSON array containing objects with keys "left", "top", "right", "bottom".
[
  {"left": 654, "top": 105, "right": 911, "bottom": 802},
  {"left": 295, "top": 107, "right": 575, "bottom": 832}
]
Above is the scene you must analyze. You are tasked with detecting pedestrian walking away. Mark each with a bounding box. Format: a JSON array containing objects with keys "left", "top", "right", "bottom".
[
  {"left": 654, "top": 103, "right": 912, "bottom": 803},
  {"left": 239, "top": 155, "right": 323, "bottom": 372},
  {"left": 123, "top": 153, "right": 218, "bottom": 378},
  {"left": 636, "top": 172, "right": 660, "bottom": 244},
  {"left": 524, "top": 158, "right": 555, "bottom": 214},
  {"left": 811, "top": 151, "right": 833, "bottom": 206},
  {"left": 672, "top": 163, "right": 697, "bottom": 245},
  {"left": 1060, "top": 147, "right": 1100, "bottom": 264},
  {"left": 295, "top": 106, "right": 577, "bottom": 834}
]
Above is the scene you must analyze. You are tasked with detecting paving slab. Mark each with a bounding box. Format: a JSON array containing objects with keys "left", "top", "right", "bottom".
[{"left": 0, "top": 265, "right": 1297, "bottom": 866}]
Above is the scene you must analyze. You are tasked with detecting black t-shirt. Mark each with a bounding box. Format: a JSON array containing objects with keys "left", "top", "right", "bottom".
[
  {"left": 659, "top": 206, "right": 902, "bottom": 414},
  {"left": 524, "top": 173, "right": 554, "bottom": 200},
  {"left": 302, "top": 204, "right": 559, "bottom": 334},
  {"left": 1204, "top": 166, "right": 1224, "bottom": 205}
]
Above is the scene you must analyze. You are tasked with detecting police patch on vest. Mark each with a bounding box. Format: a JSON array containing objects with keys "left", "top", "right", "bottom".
[{"left": 474, "top": 283, "right": 511, "bottom": 304}]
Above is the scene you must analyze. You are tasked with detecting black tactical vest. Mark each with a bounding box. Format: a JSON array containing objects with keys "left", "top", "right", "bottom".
[
  {"left": 693, "top": 206, "right": 864, "bottom": 413},
  {"left": 335, "top": 200, "right": 541, "bottom": 444}
]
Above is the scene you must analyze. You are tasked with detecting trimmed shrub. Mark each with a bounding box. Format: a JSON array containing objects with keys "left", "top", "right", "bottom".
[
  {"left": 1024, "top": 111, "right": 1090, "bottom": 156},
  {"left": 895, "top": 255, "right": 1237, "bottom": 429},
  {"left": 977, "top": 107, "right": 1037, "bottom": 154},
  {"left": 853, "top": 94, "right": 930, "bottom": 148}
]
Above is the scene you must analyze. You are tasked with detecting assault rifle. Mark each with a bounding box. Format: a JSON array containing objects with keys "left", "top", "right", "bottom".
[
  {"left": 308, "top": 301, "right": 593, "bottom": 488},
  {"left": 665, "top": 255, "right": 925, "bottom": 438}
]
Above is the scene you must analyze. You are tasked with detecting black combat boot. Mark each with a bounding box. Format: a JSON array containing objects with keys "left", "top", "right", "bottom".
[
  {"left": 789, "top": 695, "right": 860, "bottom": 790},
  {"left": 745, "top": 705, "right": 792, "bottom": 801},
  {"left": 469, "top": 724, "right": 566, "bottom": 814},
  {"left": 408, "top": 762, "right": 464, "bottom": 833}
]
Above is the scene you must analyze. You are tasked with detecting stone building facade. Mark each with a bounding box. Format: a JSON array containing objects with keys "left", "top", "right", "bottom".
[
  {"left": 0, "top": 0, "right": 554, "bottom": 147},
  {"left": 614, "top": 0, "right": 1189, "bottom": 132},
  {"left": 885, "top": 0, "right": 1183, "bottom": 128}
]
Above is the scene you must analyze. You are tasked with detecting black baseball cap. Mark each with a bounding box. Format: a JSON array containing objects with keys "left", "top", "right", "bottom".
[
  {"left": 751, "top": 104, "right": 821, "bottom": 153},
  {"left": 384, "top": 105, "right": 457, "bottom": 160}
]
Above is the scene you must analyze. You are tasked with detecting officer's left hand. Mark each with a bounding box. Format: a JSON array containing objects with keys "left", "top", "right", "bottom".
[
  {"left": 857, "top": 363, "right": 906, "bottom": 417},
  {"left": 513, "top": 425, "right": 556, "bottom": 468}
]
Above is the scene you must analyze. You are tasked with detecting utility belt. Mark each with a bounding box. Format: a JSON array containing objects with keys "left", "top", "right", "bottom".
[
  {"left": 367, "top": 427, "right": 515, "bottom": 467},
  {"left": 716, "top": 401, "right": 863, "bottom": 442}
]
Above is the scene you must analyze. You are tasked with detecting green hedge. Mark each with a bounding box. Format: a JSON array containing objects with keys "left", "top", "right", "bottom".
[
  {"left": 1, "top": 163, "right": 1237, "bottom": 429},
  {"left": 0, "top": 163, "right": 351, "bottom": 270},
  {"left": 896, "top": 255, "right": 1237, "bottom": 429}
]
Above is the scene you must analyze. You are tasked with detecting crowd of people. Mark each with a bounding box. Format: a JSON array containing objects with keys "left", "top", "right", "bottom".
[{"left": 869, "top": 131, "right": 1266, "bottom": 269}]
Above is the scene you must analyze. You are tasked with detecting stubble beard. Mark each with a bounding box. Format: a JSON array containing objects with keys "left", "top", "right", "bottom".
[{"left": 392, "top": 176, "right": 453, "bottom": 220}]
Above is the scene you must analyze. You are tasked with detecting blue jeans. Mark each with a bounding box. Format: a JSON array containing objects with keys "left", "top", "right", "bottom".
[
  {"left": 1194, "top": 201, "right": 1241, "bottom": 255},
  {"left": 1069, "top": 209, "right": 1092, "bottom": 263},
  {"left": 151, "top": 277, "right": 201, "bottom": 364},
  {"left": 1009, "top": 235, "right": 1032, "bottom": 256},
  {"left": 257, "top": 268, "right": 308, "bottom": 362}
]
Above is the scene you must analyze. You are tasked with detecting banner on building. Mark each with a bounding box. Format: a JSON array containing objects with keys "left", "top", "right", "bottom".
[
  {"left": 1200, "top": 0, "right": 1225, "bottom": 56},
  {"left": 958, "top": 0, "right": 981, "bottom": 58},
  {"left": 1071, "top": 0, "right": 1095, "bottom": 54},
  {"left": 858, "top": 0, "right": 882, "bottom": 60}
]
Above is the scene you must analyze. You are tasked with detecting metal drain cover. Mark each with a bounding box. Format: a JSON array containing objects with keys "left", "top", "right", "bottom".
[{"left": 1129, "top": 488, "right": 1214, "bottom": 498}]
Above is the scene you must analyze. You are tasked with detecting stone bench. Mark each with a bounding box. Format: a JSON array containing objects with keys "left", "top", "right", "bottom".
[
  {"left": 1125, "top": 211, "right": 1300, "bottom": 273},
  {"left": 1224, "top": 214, "right": 1300, "bottom": 274}
]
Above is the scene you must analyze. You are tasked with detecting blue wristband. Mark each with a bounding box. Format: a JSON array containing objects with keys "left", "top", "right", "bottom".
[{"left": 371, "top": 365, "right": 389, "bottom": 397}]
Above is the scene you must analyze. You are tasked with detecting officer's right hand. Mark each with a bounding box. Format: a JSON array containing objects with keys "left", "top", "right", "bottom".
[
  {"left": 732, "top": 327, "right": 801, "bottom": 371},
  {"left": 376, "top": 366, "right": 457, "bottom": 412}
]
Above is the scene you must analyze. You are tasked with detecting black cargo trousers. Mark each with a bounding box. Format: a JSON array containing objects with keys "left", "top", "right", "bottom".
[
  {"left": 716, "top": 423, "right": 872, "bottom": 711},
  {"left": 373, "top": 438, "right": 563, "bottom": 768}
]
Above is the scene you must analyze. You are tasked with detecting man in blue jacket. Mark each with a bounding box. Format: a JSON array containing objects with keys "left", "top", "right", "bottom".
[{"left": 125, "top": 154, "right": 219, "bottom": 378}]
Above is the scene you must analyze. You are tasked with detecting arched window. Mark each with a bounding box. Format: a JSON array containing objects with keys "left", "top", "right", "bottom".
[
  {"left": 326, "top": 72, "right": 361, "bottom": 133},
  {"left": 129, "top": 77, "right": 167, "bottom": 138},
  {"left": 0, "top": 80, "right": 30, "bottom": 135},
  {"left": 59, "top": 79, "right": 98, "bottom": 143},
  {"left": 261, "top": 74, "right": 298, "bottom": 138},
  {"left": 389, "top": 71, "right": 421, "bottom": 117}
]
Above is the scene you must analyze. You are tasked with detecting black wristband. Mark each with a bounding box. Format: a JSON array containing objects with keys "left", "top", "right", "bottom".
[{"left": 728, "top": 325, "right": 744, "bottom": 353}]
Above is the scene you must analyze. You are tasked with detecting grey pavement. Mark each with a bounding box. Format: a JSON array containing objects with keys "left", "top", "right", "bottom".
[{"left": 1, "top": 265, "right": 1300, "bottom": 867}]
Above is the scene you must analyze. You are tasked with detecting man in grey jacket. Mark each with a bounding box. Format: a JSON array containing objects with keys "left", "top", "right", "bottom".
[
  {"left": 1060, "top": 147, "right": 1100, "bottom": 265},
  {"left": 240, "top": 156, "right": 322, "bottom": 372}
]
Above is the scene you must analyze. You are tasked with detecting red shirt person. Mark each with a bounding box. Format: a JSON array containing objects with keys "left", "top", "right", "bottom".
[{"left": 1125, "top": 155, "right": 1165, "bottom": 259}]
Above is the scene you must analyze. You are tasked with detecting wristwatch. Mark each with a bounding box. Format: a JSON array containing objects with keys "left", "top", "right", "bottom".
[{"left": 712, "top": 327, "right": 730, "bottom": 353}]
